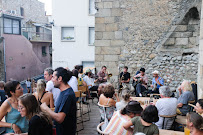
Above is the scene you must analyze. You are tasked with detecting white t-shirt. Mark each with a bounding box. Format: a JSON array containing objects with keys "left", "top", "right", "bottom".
[
  {"left": 46, "top": 80, "right": 61, "bottom": 106},
  {"left": 26, "top": 81, "right": 31, "bottom": 88},
  {"left": 155, "top": 98, "right": 178, "bottom": 129},
  {"left": 68, "top": 76, "right": 78, "bottom": 92},
  {"left": 116, "top": 100, "right": 128, "bottom": 111},
  {"left": 83, "top": 75, "right": 95, "bottom": 89}
]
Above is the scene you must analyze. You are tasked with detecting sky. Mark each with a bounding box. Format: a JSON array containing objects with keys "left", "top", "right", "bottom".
[{"left": 39, "top": 0, "right": 52, "bottom": 15}]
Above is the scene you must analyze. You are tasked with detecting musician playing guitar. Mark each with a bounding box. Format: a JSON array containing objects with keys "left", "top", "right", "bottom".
[
  {"left": 119, "top": 66, "right": 130, "bottom": 91},
  {"left": 97, "top": 66, "right": 108, "bottom": 84},
  {"left": 133, "top": 68, "right": 148, "bottom": 97},
  {"left": 150, "top": 70, "right": 164, "bottom": 94}
]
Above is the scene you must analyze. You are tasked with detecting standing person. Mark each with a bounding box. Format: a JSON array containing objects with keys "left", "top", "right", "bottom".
[
  {"left": 119, "top": 66, "right": 131, "bottom": 91},
  {"left": 177, "top": 80, "right": 195, "bottom": 115},
  {"left": 68, "top": 69, "right": 78, "bottom": 92},
  {"left": 186, "top": 112, "right": 203, "bottom": 135},
  {"left": 155, "top": 86, "right": 177, "bottom": 129},
  {"left": 18, "top": 94, "right": 53, "bottom": 135},
  {"left": 0, "top": 81, "right": 7, "bottom": 104},
  {"left": 0, "top": 81, "right": 28, "bottom": 134},
  {"left": 97, "top": 66, "right": 108, "bottom": 84},
  {"left": 133, "top": 68, "right": 148, "bottom": 97},
  {"left": 44, "top": 68, "right": 61, "bottom": 106},
  {"left": 41, "top": 67, "right": 77, "bottom": 135},
  {"left": 33, "top": 79, "right": 54, "bottom": 108},
  {"left": 25, "top": 78, "right": 31, "bottom": 93},
  {"left": 150, "top": 70, "right": 164, "bottom": 94}
]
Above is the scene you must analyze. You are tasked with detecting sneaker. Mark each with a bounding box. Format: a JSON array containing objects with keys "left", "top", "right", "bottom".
[{"left": 139, "top": 93, "right": 142, "bottom": 97}]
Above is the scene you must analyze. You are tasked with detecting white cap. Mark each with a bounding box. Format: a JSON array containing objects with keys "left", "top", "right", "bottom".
[{"left": 152, "top": 70, "right": 159, "bottom": 74}]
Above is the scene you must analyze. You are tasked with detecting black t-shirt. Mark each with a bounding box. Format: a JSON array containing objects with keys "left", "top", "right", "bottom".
[
  {"left": 28, "top": 115, "right": 52, "bottom": 135},
  {"left": 54, "top": 87, "right": 76, "bottom": 135},
  {"left": 120, "top": 72, "right": 130, "bottom": 81}
]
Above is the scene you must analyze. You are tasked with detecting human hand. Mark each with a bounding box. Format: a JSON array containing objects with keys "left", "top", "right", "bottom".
[
  {"left": 150, "top": 85, "right": 153, "bottom": 88},
  {"left": 40, "top": 102, "right": 49, "bottom": 112},
  {"left": 13, "top": 124, "right": 22, "bottom": 134}
]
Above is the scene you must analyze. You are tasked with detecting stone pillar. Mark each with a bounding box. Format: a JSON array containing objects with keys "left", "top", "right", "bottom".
[{"left": 198, "top": 2, "right": 203, "bottom": 99}]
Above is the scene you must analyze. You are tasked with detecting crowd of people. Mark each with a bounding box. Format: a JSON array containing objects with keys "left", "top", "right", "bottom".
[{"left": 0, "top": 65, "right": 202, "bottom": 135}]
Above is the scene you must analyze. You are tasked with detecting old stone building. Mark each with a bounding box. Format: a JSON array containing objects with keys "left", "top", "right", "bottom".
[{"left": 95, "top": 0, "right": 202, "bottom": 97}]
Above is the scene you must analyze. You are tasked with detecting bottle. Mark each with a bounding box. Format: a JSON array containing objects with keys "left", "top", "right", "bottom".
[{"left": 150, "top": 94, "right": 153, "bottom": 103}]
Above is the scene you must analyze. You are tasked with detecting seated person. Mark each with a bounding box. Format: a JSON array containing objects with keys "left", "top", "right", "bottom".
[
  {"left": 83, "top": 69, "right": 98, "bottom": 92},
  {"left": 103, "top": 101, "right": 143, "bottom": 135},
  {"left": 68, "top": 69, "right": 78, "bottom": 92},
  {"left": 99, "top": 84, "right": 120, "bottom": 121},
  {"left": 155, "top": 86, "right": 177, "bottom": 129},
  {"left": 186, "top": 112, "right": 203, "bottom": 135},
  {"left": 33, "top": 79, "right": 54, "bottom": 108},
  {"left": 133, "top": 68, "right": 148, "bottom": 97},
  {"left": 177, "top": 80, "right": 195, "bottom": 115},
  {"left": 0, "top": 81, "right": 7, "bottom": 104},
  {"left": 119, "top": 66, "right": 131, "bottom": 91},
  {"left": 149, "top": 70, "right": 164, "bottom": 94},
  {"left": 97, "top": 66, "right": 108, "bottom": 84},
  {"left": 123, "top": 105, "right": 159, "bottom": 135},
  {"left": 194, "top": 99, "right": 203, "bottom": 117},
  {"left": 116, "top": 91, "right": 130, "bottom": 110},
  {"left": 98, "top": 83, "right": 106, "bottom": 97}
]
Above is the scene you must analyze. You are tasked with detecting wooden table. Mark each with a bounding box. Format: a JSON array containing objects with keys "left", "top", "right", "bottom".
[
  {"left": 131, "top": 97, "right": 158, "bottom": 105},
  {"left": 160, "top": 129, "right": 184, "bottom": 135}
]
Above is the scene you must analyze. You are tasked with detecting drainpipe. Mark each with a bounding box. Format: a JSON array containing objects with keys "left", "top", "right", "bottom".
[{"left": 3, "top": 37, "right": 6, "bottom": 81}]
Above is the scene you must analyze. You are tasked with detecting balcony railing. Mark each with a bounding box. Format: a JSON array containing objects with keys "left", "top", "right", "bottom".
[{"left": 22, "top": 31, "right": 52, "bottom": 42}]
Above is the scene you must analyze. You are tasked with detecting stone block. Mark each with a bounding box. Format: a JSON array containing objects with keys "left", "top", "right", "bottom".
[
  {"left": 95, "top": 24, "right": 105, "bottom": 31},
  {"left": 104, "top": 55, "right": 118, "bottom": 61},
  {"left": 95, "top": 17, "right": 105, "bottom": 24},
  {"left": 103, "top": 2, "right": 112, "bottom": 8},
  {"left": 113, "top": 1, "right": 120, "bottom": 8},
  {"left": 189, "top": 37, "right": 198, "bottom": 45},
  {"left": 94, "top": 40, "right": 111, "bottom": 46},
  {"left": 165, "top": 38, "right": 175, "bottom": 45},
  {"left": 96, "top": 9, "right": 111, "bottom": 17},
  {"left": 95, "top": 55, "right": 104, "bottom": 61},
  {"left": 171, "top": 32, "right": 193, "bottom": 38},
  {"left": 175, "top": 25, "right": 187, "bottom": 32},
  {"left": 95, "top": 47, "right": 101, "bottom": 54},
  {"left": 103, "top": 32, "right": 115, "bottom": 39},
  {"left": 188, "top": 25, "right": 199, "bottom": 32},
  {"left": 115, "top": 31, "right": 123, "bottom": 39},
  {"left": 102, "top": 0, "right": 114, "bottom": 2},
  {"left": 176, "top": 38, "right": 188, "bottom": 45},
  {"left": 101, "top": 47, "right": 121, "bottom": 55},
  {"left": 105, "top": 17, "right": 115, "bottom": 23},
  {"left": 149, "top": 53, "right": 156, "bottom": 59},
  {"left": 111, "top": 40, "right": 125, "bottom": 46},
  {"left": 95, "top": 2, "right": 103, "bottom": 9},
  {"left": 111, "top": 9, "right": 123, "bottom": 16},
  {"left": 95, "top": 32, "right": 103, "bottom": 40},
  {"left": 106, "top": 23, "right": 118, "bottom": 31}
]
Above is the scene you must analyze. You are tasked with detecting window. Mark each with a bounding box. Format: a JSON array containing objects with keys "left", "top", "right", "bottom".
[
  {"left": 61, "top": 27, "right": 75, "bottom": 41},
  {"left": 36, "top": 26, "right": 40, "bottom": 36},
  {"left": 4, "top": 18, "right": 20, "bottom": 34},
  {"left": 42, "top": 46, "right": 47, "bottom": 56},
  {"left": 89, "top": 27, "right": 95, "bottom": 45},
  {"left": 20, "top": 7, "right": 24, "bottom": 16},
  {"left": 89, "top": 0, "right": 97, "bottom": 15}
]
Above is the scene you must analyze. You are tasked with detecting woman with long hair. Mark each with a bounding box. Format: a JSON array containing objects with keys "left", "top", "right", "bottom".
[
  {"left": 33, "top": 79, "right": 54, "bottom": 108},
  {"left": 18, "top": 94, "right": 53, "bottom": 135},
  {"left": 0, "top": 81, "right": 28, "bottom": 134}
]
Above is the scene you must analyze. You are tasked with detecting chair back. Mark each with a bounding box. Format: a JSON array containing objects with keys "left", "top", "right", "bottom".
[
  {"left": 188, "top": 100, "right": 195, "bottom": 104},
  {"left": 160, "top": 114, "right": 177, "bottom": 129},
  {"left": 97, "top": 122, "right": 110, "bottom": 135},
  {"left": 75, "top": 91, "right": 81, "bottom": 98},
  {"left": 78, "top": 86, "right": 87, "bottom": 93}
]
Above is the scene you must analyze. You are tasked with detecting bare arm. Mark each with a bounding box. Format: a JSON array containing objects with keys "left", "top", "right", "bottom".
[
  {"left": 50, "top": 93, "right": 54, "bottom": 108},
  {"left": 41, "top": 103, "right": 66, "bottom": 124},
  {"left": 177, "top": 103, "right": 183, "bottom": 108},
  {"left": 123, "top": 120, "right": 133, "bottom": 132},
  {"left": 82, "top": 81, "right": 87, "bottom": 86}
]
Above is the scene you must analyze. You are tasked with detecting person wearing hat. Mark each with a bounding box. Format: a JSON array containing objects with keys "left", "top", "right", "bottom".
[
  {"left": 83, "top": 69, "right": 98, "bottom": 93},
  {"left": 102, "top": 101, "right": 143, "bottom": 135},
  {"left": 150, "top": 70, "right": 164, "bottom": 94}
]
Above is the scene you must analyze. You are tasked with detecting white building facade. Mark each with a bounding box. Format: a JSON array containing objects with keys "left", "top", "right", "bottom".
[{"left": 52, "top": 0, "right": 96, "bottom": 70}]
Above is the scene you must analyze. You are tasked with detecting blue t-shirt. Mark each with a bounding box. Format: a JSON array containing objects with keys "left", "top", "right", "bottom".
[
  {"left": 178, "top": 91, "right": 195, "bottom": 115},
  {"left": 152, "top": 77, "right": 164, "bottom": 89},
  {"left": 54, "top": 87, "right": 76, "bottom": 135},
  {"left": 0, "top": 90, "right": 7, "bottom": 104}
]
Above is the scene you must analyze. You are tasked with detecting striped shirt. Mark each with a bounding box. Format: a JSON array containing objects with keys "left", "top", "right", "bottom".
[{"left": 104, "top": 111, "right": 133, "bottom": 135}]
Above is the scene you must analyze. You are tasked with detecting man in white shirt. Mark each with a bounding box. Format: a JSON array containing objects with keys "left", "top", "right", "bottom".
[
  {"left": 44, "top": 68, "right": 61, "bottom": 106},
  {"left": 68, "top": 69, "right": 78, "bottom": 92},
  {"left": 83, "top": 69, "right": 98, "bottom": 94}
]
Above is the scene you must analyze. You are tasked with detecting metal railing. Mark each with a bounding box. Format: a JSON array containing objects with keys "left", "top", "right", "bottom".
[{"left": 23, "top": 31, "right": 52, "bottom": 42}]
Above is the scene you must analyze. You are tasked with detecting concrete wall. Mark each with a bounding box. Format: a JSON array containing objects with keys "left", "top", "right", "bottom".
[
  {"left": 52, "top": 0, "right": 95, "bottom": 70},
  {"left": 4, "top": 34, "right": 47, "bottom": 81},
  {"left": 95, "top": 0, "right": 201, "bottom": 91},
  {"left": 0, "top": 37, "right": 5, "bottom": 81}
]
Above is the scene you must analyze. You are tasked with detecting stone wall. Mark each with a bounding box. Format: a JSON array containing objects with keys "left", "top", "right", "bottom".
[
  {"left": 95, "top": 0, "right": 201, "bottom": 90},
  {"left": 0, "top": 37, "right": 5, "bottom": 81}
]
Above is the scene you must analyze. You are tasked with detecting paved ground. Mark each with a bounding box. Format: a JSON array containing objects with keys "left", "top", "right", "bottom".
[{"left": 78, "top": 99, "right": 100, "bottom": 135}]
